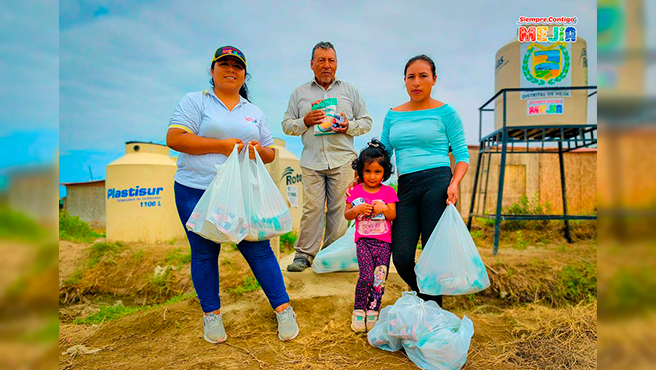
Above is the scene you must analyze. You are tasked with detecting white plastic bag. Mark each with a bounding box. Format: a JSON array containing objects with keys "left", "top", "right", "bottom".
[
  {"left": 387, "top": 292, "right": 461, "bottom": 341},
  {"left": 184, "top": 164, "right": 225, "bottom": 242},
  {"left": 366, "top": 305, "right": 402, "bottom": 352},
  {"left": 368, "top": 292, "right": 474, "bottom": 370},
  {"left": 186, "top": 145, "right": 248, "bottom": 244},
  {"left": 415, "top": 204, "right": 490, "bottom": 295},
  {"left": 312, "top": 224, "right": 358, "bottom": 273},
  {"left": 403, "top": 315, "right": 474, "bottom": 370},
  {"left": 240, "top": 148, "right": 293, "bottom": 241}
]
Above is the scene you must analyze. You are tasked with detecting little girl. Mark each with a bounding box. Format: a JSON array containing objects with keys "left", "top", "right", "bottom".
[{"left": 344, "top": 139, "right": 398, "bottom": 333}]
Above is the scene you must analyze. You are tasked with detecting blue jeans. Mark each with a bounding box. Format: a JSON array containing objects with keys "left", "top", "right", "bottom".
[{"left": 174, "top": 182, "right": 290, "bottom": 313}]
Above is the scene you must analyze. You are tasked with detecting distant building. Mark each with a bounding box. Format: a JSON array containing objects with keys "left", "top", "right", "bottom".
[{"left": 61, "top": 180, "right": 106, "bottom": 228}]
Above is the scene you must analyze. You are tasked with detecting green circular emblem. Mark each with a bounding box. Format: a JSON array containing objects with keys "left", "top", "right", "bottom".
[{"left": 522, "top": 45, "right": 570, "bottom": 86}]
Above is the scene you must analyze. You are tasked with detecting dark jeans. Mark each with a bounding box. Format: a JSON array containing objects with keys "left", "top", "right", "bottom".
[
  {"left": 391, "top": 167, "right": 452, "bottom": 307},
  {"left": 174, "top": 182, "right": 290, "bottom": 313}
]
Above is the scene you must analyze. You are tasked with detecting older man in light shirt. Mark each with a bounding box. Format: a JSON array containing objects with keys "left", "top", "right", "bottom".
[{"left": 282, "top": 41, "right": 373, "bottom": 272}]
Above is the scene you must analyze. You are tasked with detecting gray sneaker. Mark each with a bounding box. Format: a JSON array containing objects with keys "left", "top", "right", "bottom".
[
  {"left": 275, "top": 306, "right": 299, "bottom": 341},
  {"left": 203, "top": 312, "right": 227, "bottom": 344},
  {"left": 286, "top": 258, "right": 311, "bottom": 272}
]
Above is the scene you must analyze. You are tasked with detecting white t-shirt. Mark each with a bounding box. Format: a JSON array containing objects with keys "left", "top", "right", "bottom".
[{"left": 168, "top": 89, "right": 274, "bottom": 189}]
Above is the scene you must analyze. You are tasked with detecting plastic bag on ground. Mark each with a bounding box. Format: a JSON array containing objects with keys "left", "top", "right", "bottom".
[
  {"left": 240, "top": 148, "right": 293, "bottom": 241},
  {"left": 386, "top": 292, "right": 461, "bottom": 342},
  {"left": 402, "top": 315, "right": 474, "bottom": 370},
  {"left": 186, "top": 145, "right": 248, "bottom": 244},
  {"left": 367, "top": 292, "right": 474, "bottom": 370},
  {"left": 415, "top": 204, "right": 490, "bottom": 295},
  {"left": 312, "top": 224, "right": 357, "bottom": 273},
  {"left": 366, "top": 306, "right": 402, "bottom": 352}
]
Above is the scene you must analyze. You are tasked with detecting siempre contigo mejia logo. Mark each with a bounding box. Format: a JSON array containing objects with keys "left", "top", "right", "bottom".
[
  {"left": 516, "top": 16, "right": 578, "bottom": 88},
  {"left": 107, "top": 186, "right": 164, "bottom": 199},
  {"left": 517, "top": 16, "right": 578, "bottom": 43},
  {"left": 280, "top": 166, "right": 302, "bottom": 186}
]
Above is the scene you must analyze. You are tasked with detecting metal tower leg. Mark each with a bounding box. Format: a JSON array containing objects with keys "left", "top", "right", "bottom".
[
  {"left": 482, "top": 150, "right": 493, "bottom": 214},
  {"left": 467, "top": 145, "right": 484, "bottom": 230},
  {"left": 558, "top": 142, "right": 572, "bottom": 242},
  {"left": 493, "top": 129, "right": 508, "bottom": 255}
]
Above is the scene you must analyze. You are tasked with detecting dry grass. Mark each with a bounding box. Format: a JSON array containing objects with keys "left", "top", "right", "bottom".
[
  {"left": 598, "top": 313, "right": 656, "bottom": 370},
  {"left": 59, "top": 236, "right": 598, "bottom": 369},
  {"left": 59, "top": 294, "right": 598, "bottom": 370},
  {"left": 467, "top": 302, "right": 597, "bottom": 369},
  {"left": 58, "top": 244, "right": 192, "bottom": 308},
  {"left": 60, "top": 241, "right": 226, "bottom": 309},
  {"left": 59, "top": 295, "right": 416, "bottom": 370}
]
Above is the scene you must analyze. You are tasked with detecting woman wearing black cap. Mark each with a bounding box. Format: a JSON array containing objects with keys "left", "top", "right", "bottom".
[{"left": 166, "top": 46, "right": 299, "bottom": 343}]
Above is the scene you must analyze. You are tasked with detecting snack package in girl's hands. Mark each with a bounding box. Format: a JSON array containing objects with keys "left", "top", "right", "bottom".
[{"left": 312, "top": 98, "right": 342, "bottom": 136}]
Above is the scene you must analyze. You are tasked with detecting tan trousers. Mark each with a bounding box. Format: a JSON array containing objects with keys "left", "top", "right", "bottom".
[{"left": 295, "top": 163, "right": 354, "bottom": 262}]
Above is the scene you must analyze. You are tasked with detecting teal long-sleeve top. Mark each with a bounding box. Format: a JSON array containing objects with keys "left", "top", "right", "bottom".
[{"left": 380, "top": 104, "right": 469, "bottom": 176}]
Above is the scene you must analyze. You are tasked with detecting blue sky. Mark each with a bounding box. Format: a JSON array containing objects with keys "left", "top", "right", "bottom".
[
  {"left": 57, "top": 0, "right": 599, "bottom": 197},
  {"left": 0, "top": 1, "right": 58, "bottom": 190}
]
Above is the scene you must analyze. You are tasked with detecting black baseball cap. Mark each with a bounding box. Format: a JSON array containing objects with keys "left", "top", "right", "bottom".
[{"left": 212, "top": 46, "right": 247, "bottom": 69}]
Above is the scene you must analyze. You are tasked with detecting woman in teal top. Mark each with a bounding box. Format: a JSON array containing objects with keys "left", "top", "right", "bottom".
[{"left": 381, "top": 54, "right": 469, "bottom": 307}]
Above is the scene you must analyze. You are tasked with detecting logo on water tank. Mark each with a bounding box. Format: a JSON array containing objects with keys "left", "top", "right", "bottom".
[
  {"left": 527, "top": 98, "right": 564, "bottom": 116},
  {"left": 280, "top": 166, "right": 302, "bottom": 185},
  {"left": 495, "top": 56, "right": 508, "bottom": 74},
  {"left": 107, "top": 186, "right": 165, "bottom": 208},
  {"left": 522, "top": 42, "right": 571, "bottom": 86},
  {"left": 281, "top": 167, "right": 293, "bottom": 180},
  {"left": 519, "top": 41, "right": 574, "bottom": 100},
  {"left": 516, "top": 16, "right": 576, "bottom": 91},
  {"left": 516, "top": 17, "right": 578, "bottom": 44},
  {"left": 107, "top": 186, "right": 164, "bottom": 199}
]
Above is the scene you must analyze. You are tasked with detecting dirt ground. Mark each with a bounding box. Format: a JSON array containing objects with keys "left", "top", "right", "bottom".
[
  {"left": 58, "top": 230, "right": 597, "bottom": 370},
  {"left": 1, "top": 239, "right": 59, "bottom": 370}
]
